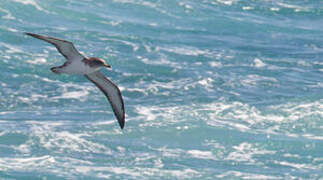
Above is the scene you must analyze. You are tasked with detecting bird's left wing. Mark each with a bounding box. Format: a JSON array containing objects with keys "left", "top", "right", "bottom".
[
  {"left": 25, "top": 32, "right": 84, "bottom": 62},
  {"left": 85, "top": 71, "right": 125, "bottom": 129}
]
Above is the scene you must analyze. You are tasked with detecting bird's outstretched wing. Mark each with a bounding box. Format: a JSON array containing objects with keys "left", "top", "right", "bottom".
[
  {"left": 25, "top": 32, "right": 84, "bottom": 62},
  {"left": 85, "top": 71, "right": 125, "bottom": 129}
]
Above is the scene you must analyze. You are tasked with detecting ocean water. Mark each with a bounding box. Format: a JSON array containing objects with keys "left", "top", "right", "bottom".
[{"left": 0, "top": 0, "right": 322, "bottom": 179}]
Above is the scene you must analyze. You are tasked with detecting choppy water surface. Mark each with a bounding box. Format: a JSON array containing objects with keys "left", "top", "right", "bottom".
[{"left": 0, "top": 0, "right": 322, "bottom": 179}]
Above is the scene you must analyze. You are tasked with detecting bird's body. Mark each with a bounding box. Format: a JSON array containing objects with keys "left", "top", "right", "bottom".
[
  {"left": 51, "top": 57, "right": 105, "bottom": 75},
  {"left": 25, "top": 32, "right": 125, "bottom": 129}
]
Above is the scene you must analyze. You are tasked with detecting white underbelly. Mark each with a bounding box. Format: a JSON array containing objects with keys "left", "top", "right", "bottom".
[{"left": 61, "top": 62, "right": 99, "bottom": 75}]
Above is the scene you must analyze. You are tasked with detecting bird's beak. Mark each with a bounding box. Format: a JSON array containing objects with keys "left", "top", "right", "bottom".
[{"left": 104, "top": 64, "right": 112, "bottom": 69}]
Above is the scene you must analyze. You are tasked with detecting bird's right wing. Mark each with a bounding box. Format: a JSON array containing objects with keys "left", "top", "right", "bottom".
[
  {"left": 85, "top": 71, "right": 125, "bottom": 129},
  {"left": 25, "top": 32, "right": 84, "bottom": 62}
]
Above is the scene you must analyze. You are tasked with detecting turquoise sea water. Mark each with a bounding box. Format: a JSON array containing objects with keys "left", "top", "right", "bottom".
[{"left": 0, "top": 0, "right": 322, "bottom": 179}]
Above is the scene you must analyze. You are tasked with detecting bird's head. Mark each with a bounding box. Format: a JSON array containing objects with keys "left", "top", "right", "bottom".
[{"left": 86, "top": 57, "right": 111, "bottom": 69}]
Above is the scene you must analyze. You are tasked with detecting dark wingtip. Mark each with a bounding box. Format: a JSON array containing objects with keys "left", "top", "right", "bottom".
[
  {"left": 24, "top": 32, "right": 33, "bottom": 36},
  {"left": 119, "top": 118, "right": 125, "bottom": 130},
  {"left": 24, "top": 32, "right": 43, "bottom": 39}
]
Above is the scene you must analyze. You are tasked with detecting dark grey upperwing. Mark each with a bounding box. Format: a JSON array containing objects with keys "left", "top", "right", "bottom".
[
  {"left": 25, "top": 32, "right": 84, "bottom": 61},
  {"left": 85, "top": 71, "right": 125, "bottom": 129}
]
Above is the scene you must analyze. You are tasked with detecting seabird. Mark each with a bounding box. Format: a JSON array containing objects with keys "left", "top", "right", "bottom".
[{"left": 25, "top": 33, "right": 125, "bottom": 129}]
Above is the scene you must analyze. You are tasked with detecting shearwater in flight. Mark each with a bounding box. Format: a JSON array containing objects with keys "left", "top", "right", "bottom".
[{"left": 25, "top": 33, "right": 125, "bottom": 129}]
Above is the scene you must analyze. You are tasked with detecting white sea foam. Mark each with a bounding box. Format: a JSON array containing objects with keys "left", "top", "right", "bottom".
[
  {"left": 216, "top": 0, "right": 236, "bottom": 6},
  {"left": 276, "top": 2, "right": 309, "bottom": 12},
  {"left": 216, "top": 171, "right": 281, "bottom": 179},
  {"left": 0, "top": 26, "right": 19, "bottom": 32},
  {"left": 0, "top": 121, "right": 112, "bottom": 157},
  {"left": 154, "top": 147, "right": 185, "bottom": 158},
  {"left": 302, "top": 134, "right": 323, "bottom": 140},
  {"left": 46, "top": 81, "right": 97, "bottom": 102},
  {"left": 241, "top": 74, "right": 278, "bottom": 87},
  {"left": 253, "top": 58, "right": 266, "bottom": 68},
  {"left": 0, "top": 155, "right": 55, "bottom": 171},
  {"left": 52, "top": 91, "right": 89, "bottom": 100},
  {"left": 226, "top": 142, "right": 275, "bottom": 164},
  {"left": 0, "top": 42, "right": 26, "bottom": 54},
  {"left": 270, "top": 7, "right": 280, "bottom": 12},
  {"left": 26, "top": 57, "right": 47, "bottom": 65},
  {"left": 274, "top": 160, "right": 318, "bottom": 170},
  {"left": 283, "top": 153, "right": 301, "bottom": 159},
  {"left": 242, "top": 6, "right": 254, "bottom": 10},
  {"left": 135, "top": 98, "right": 322, "bottom": 138},
  {"left": 0, "top": 131, "right": 6, "bottom": 136},
  {"left": 269, "top": 100, "right": 323, "bottom": 125},
  {"left": 27, "top": 122, "right": 113, "bottom": 155},
  {"left": 99, "top": 20, "right": 122, "bottom": 26},
  {"left": 0, "top": 111, "right": 15, "bottom": 115},
  {"left": 208, "top": 61, "right": 222, "bottom": 67},
  {"left": 0, "top": 155, "right": 96, "bottom": 177},
  {"left": 125, "top": 87, "right": 148, "bottom": 96},
  {"left": 0, "top": 7, "right": 15, "bottom": 20},
  {"left": 187, "top": 150, "right": 215, "bottom": 160},
  {"left": 116, "top": 39, "right": 139, "bottom": 52},
  {"left": 135, "top": 78, "right": 191, "bottom": 96},
  {"left": 136, "top": 106, "right": 157, "bottom": 121},
  {"left": 74, "top": 165, "right": 199, "bottom": 179},
  {"left": 159, "top": 46, "right": 211, "bottom": 56},
  {"left": 178, "top": 2, "right": 193, "bottom": 13},
  {"left": 137, "top": 55, "right": 179, "bottom": 67},
  {"left": 12, "top": 0, "right": 49, "bottom": 13},
  {"left": 206, "top": 100, "right": 322, "bottom": 139},
  {"left": 135, "top": 99, "right": 323, "bottom": 139},
  {"left": 113, "top": 0, "right": 158, "bottom": 9},
  {"left": 0, "top": 98, "right": 320, "bottom": 178},
  {"left": 197, "top": 77, "right": 214, "bottom": 90},
  {"left": 178, "top": 2, "right": 193, "bottom": 10},
  {"left": 149, "top": 23, "right": 158, "bottom": 27}
]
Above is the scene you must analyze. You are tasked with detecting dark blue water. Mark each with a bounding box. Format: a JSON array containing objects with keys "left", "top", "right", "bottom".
[{"left": 0, "top": 0, "right": 322, "bottom": 179}]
